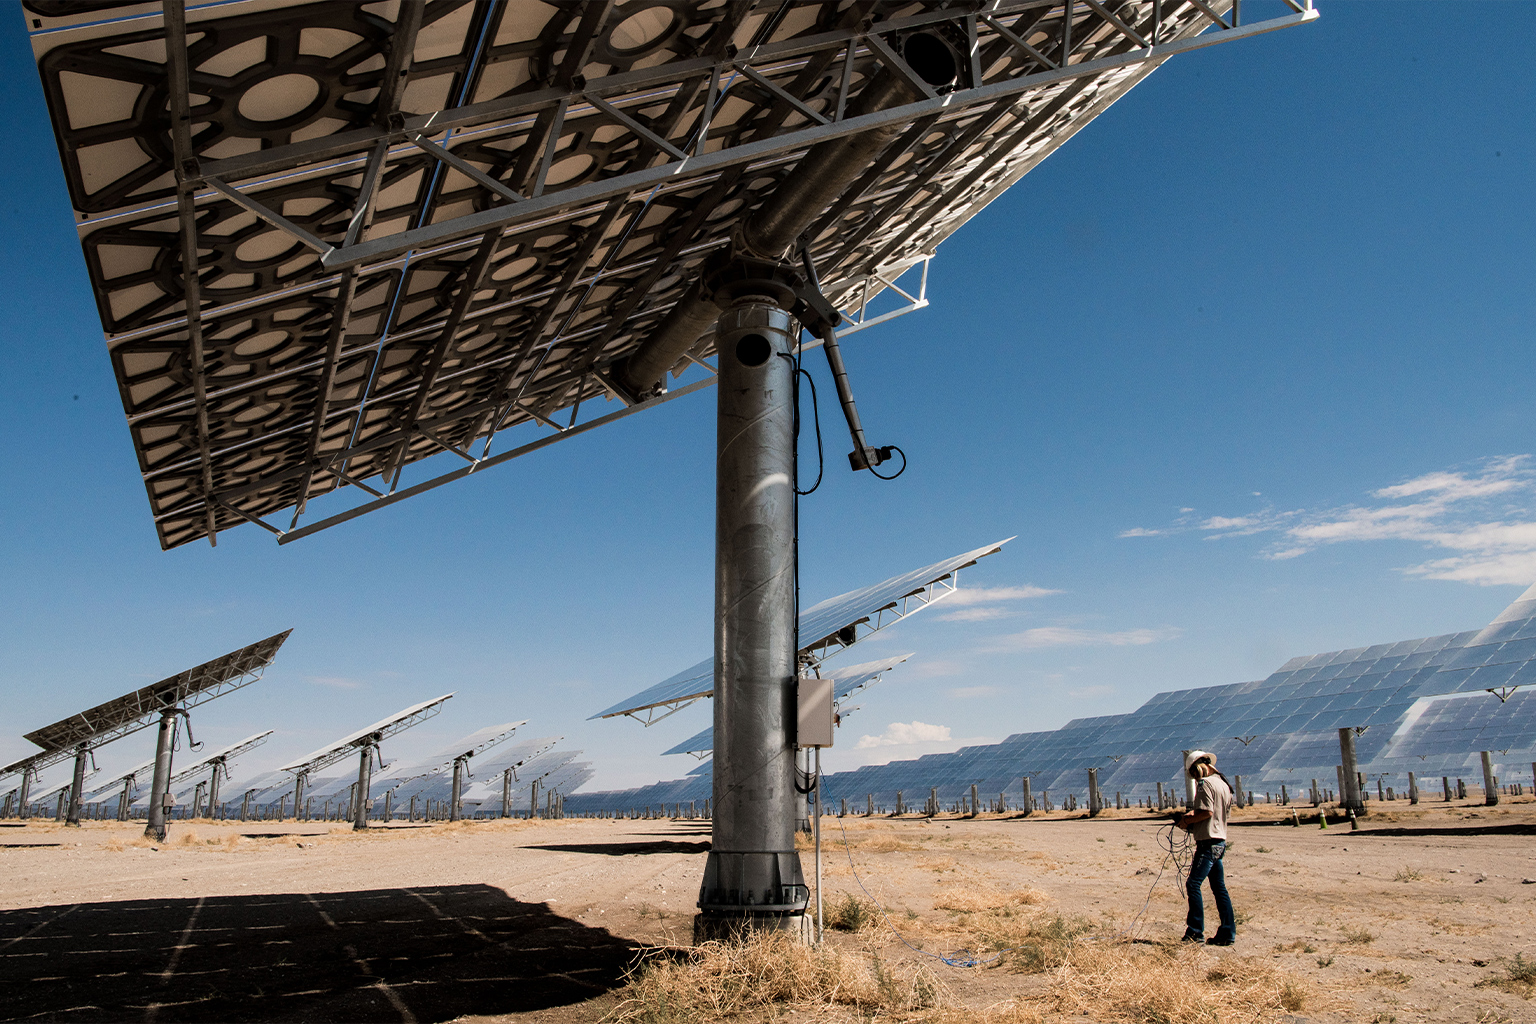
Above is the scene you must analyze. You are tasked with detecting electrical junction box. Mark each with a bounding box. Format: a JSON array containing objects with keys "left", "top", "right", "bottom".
[{"left": 797, "top": 676, "right": 835, "bottom": 748}]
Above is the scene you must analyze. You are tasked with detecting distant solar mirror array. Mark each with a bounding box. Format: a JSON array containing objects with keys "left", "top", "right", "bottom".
[
  {"left": 566, "top": 584, "right": 1536, "bottom": 816},
  {"left": 0, "top": 633, "right": 584, "bottom": 824},
  {"left": 25, "top": 0, "right": 1315, "bottom": 549}
]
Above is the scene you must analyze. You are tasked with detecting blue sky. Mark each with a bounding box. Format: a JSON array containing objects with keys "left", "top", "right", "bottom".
[{"left": 3, "top": 3, "right": 1535, "bottom": 794}]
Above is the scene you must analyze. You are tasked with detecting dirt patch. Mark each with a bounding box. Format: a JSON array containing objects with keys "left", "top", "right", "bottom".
[{"left": 2, "top": 798, "right": 1535, "bottom": 1021}]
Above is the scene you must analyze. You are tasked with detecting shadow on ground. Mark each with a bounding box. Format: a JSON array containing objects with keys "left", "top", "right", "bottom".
[
  {"left": 1353, "top": 822, "right": 1536, "bottom": 838},
  {"left": 0, "top": 884, "right": 641, "bottom": 1022},
  {"left": 527, "top": 840, "right": 710, "bottom": 856}
]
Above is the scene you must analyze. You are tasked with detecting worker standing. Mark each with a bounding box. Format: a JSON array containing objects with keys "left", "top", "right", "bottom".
[{"left": 1176, "top": 750, "right": 1236, "bottom": 946}]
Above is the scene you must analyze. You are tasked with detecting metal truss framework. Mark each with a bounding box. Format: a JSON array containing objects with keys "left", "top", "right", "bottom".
[
  {"left": 280, "top": 694, "right": 453, "bottom": 779},
  {"left": 26, "top": 0, "right": 1315, "bottom": 549},
  {"left": 163, "top": 730, "right": 273, "bottom": 791},
  {"left": 375, "top": 720, "right": 527, "bottom": 792},
  {"left": 2, "top": 631, "right": 291, "bottom": 779}
]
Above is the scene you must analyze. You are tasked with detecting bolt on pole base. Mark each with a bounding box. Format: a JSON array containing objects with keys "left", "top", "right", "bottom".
[{"left": 695, "top": 274, "right": 808, "bottom": 943}]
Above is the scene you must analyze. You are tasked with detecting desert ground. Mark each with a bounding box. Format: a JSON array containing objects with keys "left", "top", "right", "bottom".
[{"left": 3, "top": 797, "right": 1534, "bottom": 1023}]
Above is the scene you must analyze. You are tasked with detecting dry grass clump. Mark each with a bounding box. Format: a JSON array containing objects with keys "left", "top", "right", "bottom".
[
  {"left": 825, "top": 892, "right": 878, "bottom": 932},
  {"left": 1476, "top": 953, "right": 1536, "bottom": 999},
  {"left": 933, "top": 886, "right": 1051, "bottom": 913},
  {"left": 988, "top": 913, "right": 1093, "bottom": 974},
  {"left": 1339, "top": 926, "right": 1376, "bottom": 945},
  {"left": 607, "top": 931, "right": 946, "bottom": 1022},
  {"left": 1047, "top": 944, "right": 1311, "bottom": 1022},
  {"left": 853, "top": 835, "right": 920, "bottom": 854}
]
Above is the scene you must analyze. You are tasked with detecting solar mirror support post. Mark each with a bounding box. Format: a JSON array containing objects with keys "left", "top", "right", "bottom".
[
  {"left": 144, "top": 708, "right": 182, "bottom": 841},
  {"left": 1337, "top": 728, "right": 1365, "bottom": 816},
  {"left": 696, "top": 268, "right": 807, "bottom": 942},
  {"left": 64, "top": 745, "right": 89, "bottom": 826},
  {"left": 353, "top": 742, "right": 375, "bottom": 830}
]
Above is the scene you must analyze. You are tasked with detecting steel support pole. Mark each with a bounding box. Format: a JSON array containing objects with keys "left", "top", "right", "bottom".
[
  {"left": 1087, "top": 768, "right": 1100, "bottom": 817},
  {"left": 145, "top": 710, "right": 178, "bottom": 841},
  {"left": 502, "top": 769, "right": 511, "bottom": 818},
  {"left": 696, "top": 284, "right": 807, "bottom": 941},
  {"left": 18, "top": 768, "right": 34, "bottom": 819},
  {"left": 1337, "top": 728, "right": 1365, "bottom": 815},
  {"left": 1021, "top": 777, "right": 1032, "bottom": 816},
  {"left": 207, "top": 764, "right": 222, "bottom": 817},
  {"left": 1481, "top": 751, "right": 1499, "bottom": 806},
  {"left": 292, "top": 774, "right": 306, "bottom": 822},
  {"left": 353, "top": 745, "right": 373, "bottom": 830},
  {"left": 450, "top": 759, "right": 464, "bottom": 822},
  {"left": 65, "top": 745, "right": 88, "bottom": 826}
]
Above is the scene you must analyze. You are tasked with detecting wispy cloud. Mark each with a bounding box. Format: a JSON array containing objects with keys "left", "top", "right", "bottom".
[
  {"left": 935, "top": 606, "right": 1014, "bottom": 622},
  {"left": 1118, "top": 456, "right": 1536, "bottom": 586},
  {"left": 944, "top": 585, "right": 1063, "bottom": 606},
  {"left": 985, "top": 626, "right": 1182, "bottom": 652},
  {"left": 946, "top": 685, "right": 1000, "bottom": 699},
  {"left": 308, "top": 675, "right": 363, "bottom": 690},
  {"left": 935, "top": 583, "right": 1062, "bottom": 622}
]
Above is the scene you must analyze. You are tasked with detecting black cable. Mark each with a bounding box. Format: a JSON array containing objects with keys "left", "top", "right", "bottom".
[
  {"left": 868, "top": 444, "right": 907, "bottom": 480},
  {"left": 796, "top": 366, "right": 824, "bottom": 496}
]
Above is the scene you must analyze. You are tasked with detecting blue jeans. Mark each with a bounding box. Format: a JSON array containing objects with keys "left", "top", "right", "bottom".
[{"left": 1185, "top": 839, "right": 1235, "bottom": 940}]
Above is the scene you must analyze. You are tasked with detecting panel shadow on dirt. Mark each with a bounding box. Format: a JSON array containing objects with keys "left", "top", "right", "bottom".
[
  {"left": 526, "top": 840, "right": 710, "bottom": 856},
  {"left": 0, "top": 884, "right": 641, "bottom": 1022}
]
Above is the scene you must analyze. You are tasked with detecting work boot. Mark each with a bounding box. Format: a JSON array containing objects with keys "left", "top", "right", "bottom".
[
  {"left": 1181, "top": 929, "right": 1204, "bottom": 943},
  {"left": 1207, "top": 930, "right": 1236, "bottom": 947}
]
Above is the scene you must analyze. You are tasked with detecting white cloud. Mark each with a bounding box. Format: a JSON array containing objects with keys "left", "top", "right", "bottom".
[
  {"left": 1201, "top": 515, "right": 1259, "bottom": 531},
  {"left": 857, "top": 721, "right": 952, "bottom": 748},
  {"left": 308, "top": 675, "right": 362, "bottom": 690},
  {"left": 935, "top": 606, "right": 1013, "bottom": 622},
  {"left": 933, "top": 583, "right": 1062, "bottom": 623},
  {"left": 986, "top": 626, "right": 1182, "bottom": 651},
  {"left": 1129, "top": 456, "right": 1536, "bottom": 586},
  {"left": 946, "top": 685, "right": 999, "bottom": 699},
  {"left": 945, "top": 584, "right": 1063, "bottom": 605},
  {"left": 844, "top": 721, "right": 997, "bottom": 767},
  {"left": 1119, "top": 527, "right": 1163, "bottom": 538}
]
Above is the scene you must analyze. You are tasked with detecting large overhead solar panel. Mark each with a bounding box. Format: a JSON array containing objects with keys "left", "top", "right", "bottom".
[
  {"left": 5, "top": 631, "right": 291, "bottom": 775},
  {"left": 592, "top": 540, "right": 1007, "bottom": 723},
  {"left": 22, "top": 1, "right": 1316, "bottom": 549},
  {"left": 661, "top": 653, "right": 912, "bottom": 757}
]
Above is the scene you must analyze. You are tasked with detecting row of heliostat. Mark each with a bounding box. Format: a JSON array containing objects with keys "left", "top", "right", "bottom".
[{"left": 0, "top": 634, "right": 583, "bottom": 819}]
